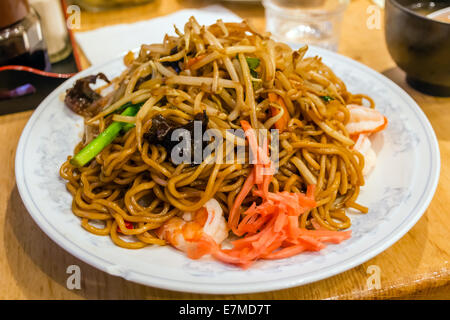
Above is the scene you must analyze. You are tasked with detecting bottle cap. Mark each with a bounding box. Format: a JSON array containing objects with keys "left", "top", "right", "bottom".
[{"left": 0, "top": 0, "right": 30, "bottom": 29}]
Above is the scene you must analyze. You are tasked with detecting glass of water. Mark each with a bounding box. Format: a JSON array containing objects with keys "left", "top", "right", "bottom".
[{"left": 263, "top": 0, "right": 349, "bottom": 51}]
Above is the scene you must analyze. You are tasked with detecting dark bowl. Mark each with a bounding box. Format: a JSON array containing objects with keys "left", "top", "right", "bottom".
[{"left": 385, "top": 0, "right": 450, "bottom": 96}]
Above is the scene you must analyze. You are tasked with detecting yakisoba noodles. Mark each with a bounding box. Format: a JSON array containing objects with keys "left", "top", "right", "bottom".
[{"left": 60, "top": 18, "right": 387, "bottom": 267}]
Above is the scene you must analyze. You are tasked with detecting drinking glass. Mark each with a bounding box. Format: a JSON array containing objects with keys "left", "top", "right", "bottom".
[{"left": 263, "top": 0, "right": 349, "bottom": 51}]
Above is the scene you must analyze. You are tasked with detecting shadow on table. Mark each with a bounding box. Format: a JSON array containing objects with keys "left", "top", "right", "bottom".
[{"left": 4, "top": 185, "right": 203, "bottom": 299}]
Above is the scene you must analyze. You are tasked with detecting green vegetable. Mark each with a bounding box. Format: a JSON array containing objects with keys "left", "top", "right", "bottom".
[
  {"left": 70, "top": 103, "right": 142, "bottom": 168},
  {"left": 245, "top": 57, "right": 260, "bottom": 70},
  {"left": 321, "top": 95, "right": 334, "bottom": 102},
  {"left": 252, "top": 75, "right": 262, "bottom": 91},
  {"left": 244, "top": 57, "right": 261, "bottom": 90},
  {"left": 235, "top": 55, "right": 261, "bottom": 72},
  {"left": 114, "top": 101, "right": 137, "bottom": 114},
  {"left": 250, "top": 69, "right": 258, "bottom": 79}
]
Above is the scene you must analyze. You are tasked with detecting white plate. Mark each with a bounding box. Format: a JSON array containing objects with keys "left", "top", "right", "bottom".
[{"left": 15, "top": 46, "right": 440, "bottom": 294}]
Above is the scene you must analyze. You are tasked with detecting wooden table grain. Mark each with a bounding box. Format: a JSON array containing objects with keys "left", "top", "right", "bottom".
[{"left": 1, "top": 0, "right": 449, "bottom": 300}]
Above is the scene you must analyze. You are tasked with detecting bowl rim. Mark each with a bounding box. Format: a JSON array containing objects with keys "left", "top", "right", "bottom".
[{"left": 388, "top": 0, "right": 450, "bottom": 26}]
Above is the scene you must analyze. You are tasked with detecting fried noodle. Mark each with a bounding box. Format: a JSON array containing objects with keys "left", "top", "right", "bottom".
[{"left": 60, "top": 18, "right": 377, "bottom": 252}]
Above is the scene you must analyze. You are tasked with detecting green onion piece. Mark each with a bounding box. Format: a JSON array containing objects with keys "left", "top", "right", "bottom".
[
  {"left": 236, "top": 55, "right": 261, "bottom": 71},
  {"left": 321, "top": 95, "right": 334, "bottom": 102},
  {"left": 70, "top": 104, "right": 141, "bottom": 168},
  {"left": 251, "top": 72, "right": 262, "bottom": 91},
  {"left": 114, "top": 101, "right": 134, "bottom": 114},
  {"left": 244, "top": 57, "right": 261, "bottom": 90},
  {"left": 245, "top": 57, "right": 260, "bottom": 70}
]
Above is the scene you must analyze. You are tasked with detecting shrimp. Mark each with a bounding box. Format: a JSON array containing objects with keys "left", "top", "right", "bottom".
[
  {"left": 345, "top": 104, "right": 387, "bottom": 176},
  {"left": 156, "top": 198, "right": 229, "bottom": 258},
  {"left": 345, "top": 104, "right": 387, "bottom": 136},
  {"left": 354, "top": 134, "right": 377, "bottom": 176}
]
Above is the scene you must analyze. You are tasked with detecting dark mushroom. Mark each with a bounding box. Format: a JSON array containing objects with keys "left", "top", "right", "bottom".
[{"left": 64, "top": 73, "right": 110, "bottom": 117}]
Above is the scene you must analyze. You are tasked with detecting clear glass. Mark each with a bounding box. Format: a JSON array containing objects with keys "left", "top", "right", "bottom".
[
  {"left": 73, "top": 0, "right": 155, "bottom": 11},
  {"left": 263, "top": 0, "right": 349, "bottom": 51}
]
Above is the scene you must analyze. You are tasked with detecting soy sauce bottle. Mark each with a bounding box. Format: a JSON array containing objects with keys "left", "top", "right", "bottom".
[{"left": 0, "top": 0, "right": 51, "bottom": 71}]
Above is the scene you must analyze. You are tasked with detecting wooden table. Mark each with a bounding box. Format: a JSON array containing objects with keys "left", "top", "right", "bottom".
[{"left": 1, "top": 0, "right": 449, "bottom": 300}]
